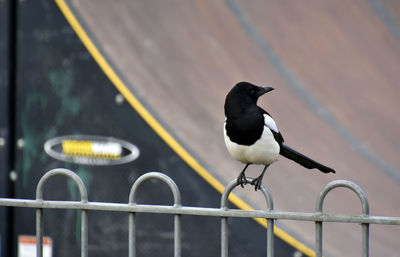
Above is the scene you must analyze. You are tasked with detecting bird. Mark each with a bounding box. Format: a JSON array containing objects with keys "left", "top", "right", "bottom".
[{"left": 224, "top": 82, "right": 335, "bottom": 191}]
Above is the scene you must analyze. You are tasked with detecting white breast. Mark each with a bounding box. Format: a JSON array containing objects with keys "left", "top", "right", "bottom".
[{"left": 224, "top": 123, "right": 280, "bottom": 165}]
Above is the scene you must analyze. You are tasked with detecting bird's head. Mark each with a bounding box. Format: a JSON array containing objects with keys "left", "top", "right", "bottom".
[
  {"left": 228, "top": 82, "right": 274, "bottom": 102},
  {"left": 225, "top": 82, "right": 274, "bottom": 117}
]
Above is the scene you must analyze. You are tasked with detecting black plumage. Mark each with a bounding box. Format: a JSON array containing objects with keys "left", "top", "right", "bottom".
[{"left": 224, "top": 82, "right": 335, "bottom": 190}]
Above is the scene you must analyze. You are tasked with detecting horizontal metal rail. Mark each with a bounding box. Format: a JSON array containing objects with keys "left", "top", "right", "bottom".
[
  {"left": 1, "top": 168, "right": 400, "bottom": 257},
  {"left": 1, "top": 198, "right": 399, "bottom": 225}
]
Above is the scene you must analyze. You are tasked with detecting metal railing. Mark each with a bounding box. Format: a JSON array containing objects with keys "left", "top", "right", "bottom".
[{"left": 1, "top": 168, "right": 400, "bottom": 257}]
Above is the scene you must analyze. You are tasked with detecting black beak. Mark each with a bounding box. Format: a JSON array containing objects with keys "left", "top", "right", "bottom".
[{"left": 257, "top": 86, "right": 274, "bottom": 97}]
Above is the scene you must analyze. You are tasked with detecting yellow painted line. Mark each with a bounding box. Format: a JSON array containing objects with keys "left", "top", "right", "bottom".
[{"left": 55, "top": 0, "right": 316, "bottom": 256}]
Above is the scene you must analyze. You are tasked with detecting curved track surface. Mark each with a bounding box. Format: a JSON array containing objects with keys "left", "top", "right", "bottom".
[{"left": 67, "top": 0, "right": 400, "bottom": 256}]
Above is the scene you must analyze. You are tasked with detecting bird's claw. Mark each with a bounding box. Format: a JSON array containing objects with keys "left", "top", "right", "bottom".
[
  {"left": 250, "top": 177, "right": 262, "bottom": 191},
  {"left": 237, "top": 173, "right": 247, "bottom": 188}
]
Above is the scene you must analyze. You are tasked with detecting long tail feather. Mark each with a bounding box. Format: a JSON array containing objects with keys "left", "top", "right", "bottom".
[{"left": 280, "top": 144, "right": 335, "bottom": 173}]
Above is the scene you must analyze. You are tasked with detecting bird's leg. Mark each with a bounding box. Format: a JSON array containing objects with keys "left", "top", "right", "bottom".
[
  {"left": 251, "top": 164, "right": 269, "bottom": 191},
  {"left": 237, "top": 164, "right": 250, "bottom": 188}
]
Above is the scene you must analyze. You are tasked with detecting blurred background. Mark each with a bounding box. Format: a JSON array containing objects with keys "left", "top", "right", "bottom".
[{"left": 0, "top": 0, "right": 399, "bottom": 256}]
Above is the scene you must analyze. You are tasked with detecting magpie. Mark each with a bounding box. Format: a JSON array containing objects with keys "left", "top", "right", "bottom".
[{"left": 224, "top": 82, "right": 335, "bottom": 191}]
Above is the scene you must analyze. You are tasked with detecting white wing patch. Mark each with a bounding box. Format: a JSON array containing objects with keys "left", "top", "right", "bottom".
[{"left": 263, "top": 114, "right": 279, "bottom": 133}]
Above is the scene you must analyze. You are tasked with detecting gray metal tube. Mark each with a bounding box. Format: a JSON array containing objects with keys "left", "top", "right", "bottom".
[
  {"left": 174, "top": 214, "right": 182, "bottom": 257},
  {"left": 267, "top": 218, "right": 274, "bottom": 257},
  {"left": 362, "top": 223, "right": 369, "bottom": 257},
  {"left": 36, "top": 168, "right": 88, "bottom": 202},
  {"left": 2, "top": 196, "right": 397, "bottom": 224},
  {"left": 2, "top": 170, "right": 395, "bottom": 257},
  {"left": 315, "top": 221, "right": 322, "bottom": 257},
  {"left": 129, "top": 172, "right": 182, "bottom": 257},
  {"left": 81, "top": 210, "right": 89, "bottom": 257},
  {"left": 129, "top": 213, "right": 136, "bottom": 257},
  {"left": 129, "top": 172, "right": 181, "bottom": 206},
  {"left": 315, "top": 180, "right": 369, "bottom": 257},
  {"left": 221, "top": 178, "right": 274, "bottom": 210},
  {"left": 221, "top": 216, "right": 228, "bottom": 257},
  {"left": 35, "top": 169, "right": 88, "bottom": 257},
  {"left": 36, "top": 208, "right": 43, "bottom": 257},
  {"left": 221, "top": 178, "right": 274, "bottom": 257}
]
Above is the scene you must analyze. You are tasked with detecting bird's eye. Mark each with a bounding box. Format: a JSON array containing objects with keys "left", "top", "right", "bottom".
[{"left": 250, "top": 89, "right": 255, "bottom": 95}]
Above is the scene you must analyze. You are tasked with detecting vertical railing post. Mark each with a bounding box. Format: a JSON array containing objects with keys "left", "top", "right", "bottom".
[
  {"left": 221, "top": 178, "right": 274, "bottom": 257},
  {"left": 129, "top": 172, "right": 182, "bottom": 257},
  {"left": 315, "top": 180, "right": 369, "bottom": 257},
  {"left": 81, "top": 208, "right": 89, "bottom": 257},
  {"left": 36, "top": 208, "right": 43, "bottom": 257},
  {"left": 128, "top": 211, "right": 136, "bottom": 257},
  {"left": 220, "top": 206, "right": 229, "bottom": 257},
  {"left": 35, "top": 168, "right": 88, "bottom": 257},
  {"left": 315, "top": 219, "right": 322, "bottom": 257}
]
